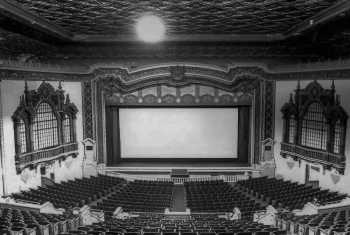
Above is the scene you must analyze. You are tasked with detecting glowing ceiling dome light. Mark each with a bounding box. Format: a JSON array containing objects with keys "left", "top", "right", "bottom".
[{"left": 136, "top": 15, "right": 165, "bottom": 43}]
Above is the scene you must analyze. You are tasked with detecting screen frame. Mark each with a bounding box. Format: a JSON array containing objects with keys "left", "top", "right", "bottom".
[{"left": 105, "top": 105, "right": 251, "bottom": 165}]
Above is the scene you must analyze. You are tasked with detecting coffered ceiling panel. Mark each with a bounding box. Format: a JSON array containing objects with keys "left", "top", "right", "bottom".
[{"left": 11, "top": 0, "right": 339, "bottom": 37}]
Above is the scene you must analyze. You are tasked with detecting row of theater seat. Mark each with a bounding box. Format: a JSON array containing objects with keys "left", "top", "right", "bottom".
[
  {"left": 236, "top": 177, "right": 347, "bottom": 210},
  {"left": 0, "top": 207, "right": 80, "bottom": 235},
  {"left": 59, "top": 214, "right": 286, "bottom": 235},
  {"left": 278, "top": 208, "right": 350, "bottom": 234},
  {"left": 11, "top": 175, "right": 126, "bottom": 209},
  {"left": 95, "top": 180, "right": 174, "bottom": 215},
  {"left": 185, "top": 180, "right": 264, "bottom": 219}
]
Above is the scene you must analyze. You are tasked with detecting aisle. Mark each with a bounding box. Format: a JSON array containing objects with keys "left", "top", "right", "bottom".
[{"left": 171, "top": 185, "right": 187, "bottom": 212}]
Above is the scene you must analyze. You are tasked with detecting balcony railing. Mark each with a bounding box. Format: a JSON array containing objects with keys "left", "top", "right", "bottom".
[
  {"left": 280, "top": 142, "right": 345, "bottom": 171},
  {"left": 15, "top": 142, "right": 79, "bottom": 173}
]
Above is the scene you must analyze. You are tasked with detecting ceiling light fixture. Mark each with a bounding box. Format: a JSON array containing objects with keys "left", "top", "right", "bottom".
[{"left": 136, "top": 15, "right": 165, "bottom": 43}]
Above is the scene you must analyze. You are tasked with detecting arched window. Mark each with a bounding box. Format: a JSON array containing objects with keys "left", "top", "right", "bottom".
[
  {"left": 301, "top": 103, "right": 328, "bottom": 150},
  {"left": 288, "top": 115, "right": 296, "bottom": 144},
  {"left": 16, "top": 119, "right": 27, "bottom": 154},
  {"left": 32, "top": 102, "right": 59, "bottom": 151},
  {"left": 63, "top": 114, "right": 72, "bottom": 143}
]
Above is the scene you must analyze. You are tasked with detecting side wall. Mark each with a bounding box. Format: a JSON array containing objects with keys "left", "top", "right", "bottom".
[
  {"left": 0, "top": 80, "right": 84, "bottom": 195},
  {"left": 274, "top": 80, "right": 350, "bottom": 194}
]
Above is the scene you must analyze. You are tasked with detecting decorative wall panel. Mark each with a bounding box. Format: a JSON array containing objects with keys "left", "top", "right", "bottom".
[
  {"left": 264, "top": 80, "right": 275, "bottom": 139},
  {"left": 254, "top": 82, "right": 262, "bottom": 164},
  {"left": 82, "top": 81, "right": 93, "bottom": 139}
]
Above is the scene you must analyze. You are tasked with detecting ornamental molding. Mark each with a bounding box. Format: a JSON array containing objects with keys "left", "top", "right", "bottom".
[
  {"left": 1, "top": 62, "right": 350, "bottom": 82},
  {"left": 94, "top": 66, "right": 264, "bottom": 94},
  {"left": 12, "top": 81, "right": 78, "bottom": 122},
  {"left": 104, "top": 84, "right": 253, "bottom": 107}
]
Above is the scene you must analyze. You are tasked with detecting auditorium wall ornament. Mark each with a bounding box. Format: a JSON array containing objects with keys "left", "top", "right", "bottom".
[
  {"left": 12, "top": 81, "right": 79, "bottom": 173},
  {"left": 280, "top": 80, "right": 348, "bottom": 174}
]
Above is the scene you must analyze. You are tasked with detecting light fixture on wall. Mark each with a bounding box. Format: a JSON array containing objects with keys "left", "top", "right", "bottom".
[{"left": 136, "top": 14, "right": 165, "bottom": 43}]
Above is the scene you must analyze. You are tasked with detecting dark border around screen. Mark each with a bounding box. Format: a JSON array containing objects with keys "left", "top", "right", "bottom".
[{"left": 105, "top": 106, "right": 251, "bottom": 166}]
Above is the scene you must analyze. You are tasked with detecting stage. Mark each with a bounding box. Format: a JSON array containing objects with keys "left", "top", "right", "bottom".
[{"left": 104, "top": 161, "right": 256, "bottom": 175}]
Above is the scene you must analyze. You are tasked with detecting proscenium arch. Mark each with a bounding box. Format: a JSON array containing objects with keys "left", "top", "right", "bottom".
[
  {"left": 91, "top": 64, "right": 268, "bottom": 167},
  {"left": 93, "top": 64, "right": 266, "bottom": 94}
]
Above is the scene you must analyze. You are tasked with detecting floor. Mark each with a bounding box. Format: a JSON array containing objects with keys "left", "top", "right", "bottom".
[{"left": 171, "top": 185, "right": 187, "bottom": 212}]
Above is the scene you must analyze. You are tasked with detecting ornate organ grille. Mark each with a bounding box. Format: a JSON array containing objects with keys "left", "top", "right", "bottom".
[
  {"left": 16, "top": 119, "right": 27, "bottom": 154},
  {"left": 32, "top": 103, "right": 59, "bottom": 151},
  {"left": 12, "top": 82, "right": 78, "bottom": 173},
  {"left": 281, "top": 81, "right": 348, "bottom": 174},
  {"left": 288, "top": 116, "right": 296, "bottom": 144},
  {"left": 334, "top": 120, "right": 343, "bottom": 154},
  {"left": 63, "top": 114, "right": 72, "bottom": 143},
  {"left": 301, "top": 103, "right": 328, "bottom": 151}
]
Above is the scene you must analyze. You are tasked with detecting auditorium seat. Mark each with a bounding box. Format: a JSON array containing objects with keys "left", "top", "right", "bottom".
[
  {"left": 236, "top": 177, "right": 347, "bottom": 210},
  {"left": 198, "top": 232, "right": 215, "bottom": 235},
  {"left": 96, "top": 180, "right": 173, "bottom": 214},
  {"left": 10, "top": 174, "right": 126, "bottom": 209},
  {"left": 278, "top": 208, "right": 350, "bottom": 234},
  {"left": 7, "top": 176, "right": 294, "bottom": 235},
  {"left": 143, "top": 232, "right": 160, "bottom": 235},
  {"left": 0, "top": 207, "right": 80, "bottom": 235},
  {"left": 64, "top": 214, "right": 285, "bottom": 235},
  {"left": 185, "top": 180, "right": 264, "bottom": 219},
  {"left": 255, "top": 232, "right": 270, "bottom": 235}
]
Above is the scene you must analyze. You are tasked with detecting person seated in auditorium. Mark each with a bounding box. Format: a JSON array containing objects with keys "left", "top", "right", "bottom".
[
  {"left": 312, "top": 197, "right": 320, "bottom": 206},
  {"left": 228, "top": 207, "right": 241, "bottom": 221},
  {"left": 266, "top": 205, "right": 278, "bottom": 218},
  {"left": 113, "top": 207, "right": 130, "bottom": 220}
]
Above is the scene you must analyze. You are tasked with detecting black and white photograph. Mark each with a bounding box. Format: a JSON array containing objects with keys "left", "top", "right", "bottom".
[{"left": 0, "top": 1, "right": 349, "bottom": 234}]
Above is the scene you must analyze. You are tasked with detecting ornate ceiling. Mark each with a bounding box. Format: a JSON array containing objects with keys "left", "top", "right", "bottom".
[
  {"left": 0, "top": 0, "right": 348, "bottom": 62},
  {"left": 4, "top": 0, "right": 348, "bottom": 42}
]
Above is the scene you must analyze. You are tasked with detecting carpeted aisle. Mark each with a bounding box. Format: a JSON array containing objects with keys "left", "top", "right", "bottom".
[{"left": 171, "top": 185, "right": 187, "bottom": 212}]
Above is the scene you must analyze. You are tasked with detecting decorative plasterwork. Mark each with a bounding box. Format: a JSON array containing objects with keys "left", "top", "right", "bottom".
[
  {"left": 97, "top": 66, "right": 262, "bottom": 94},
  {"left": 0, "top": 69, "right": 90, "bottom": 81},
  {"left": 281, "top": 80, "right": 348, "bottom": 174},
  {"left": 263, "top": 80, "right": 275, "bottom": 139},
  {"left": 85, "top": 64, "right": 268, "bottom": 166},
  {"left": 13, "top": 81, "right": 78, "bottom": 121},
  {"left": 12, "top": 81, "right": 79, "bottom": 173},
  {"left": 105, "top": 85, "right": 252, "bottom": 107},
  {"left": 82, "top": 81, "right": 93, "bottom": 139},
  {"left": 8, "top": 0, "right": 344, "bottom": 42},
  {"left": 3, "top": 63, "right": 350, "bottom": 82}
]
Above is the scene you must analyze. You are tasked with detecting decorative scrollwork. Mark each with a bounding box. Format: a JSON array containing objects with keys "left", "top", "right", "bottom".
[
  {"left": 281, "top": 80, "right": 348, "bottom": 174},
  {"left": 12, "top": 81, "right": 79, "bottom": 173}
]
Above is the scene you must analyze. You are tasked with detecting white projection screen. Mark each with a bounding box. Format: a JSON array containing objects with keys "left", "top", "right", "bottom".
[{"left": 119, "top": 108, "right": 238, "bottom": 159}]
